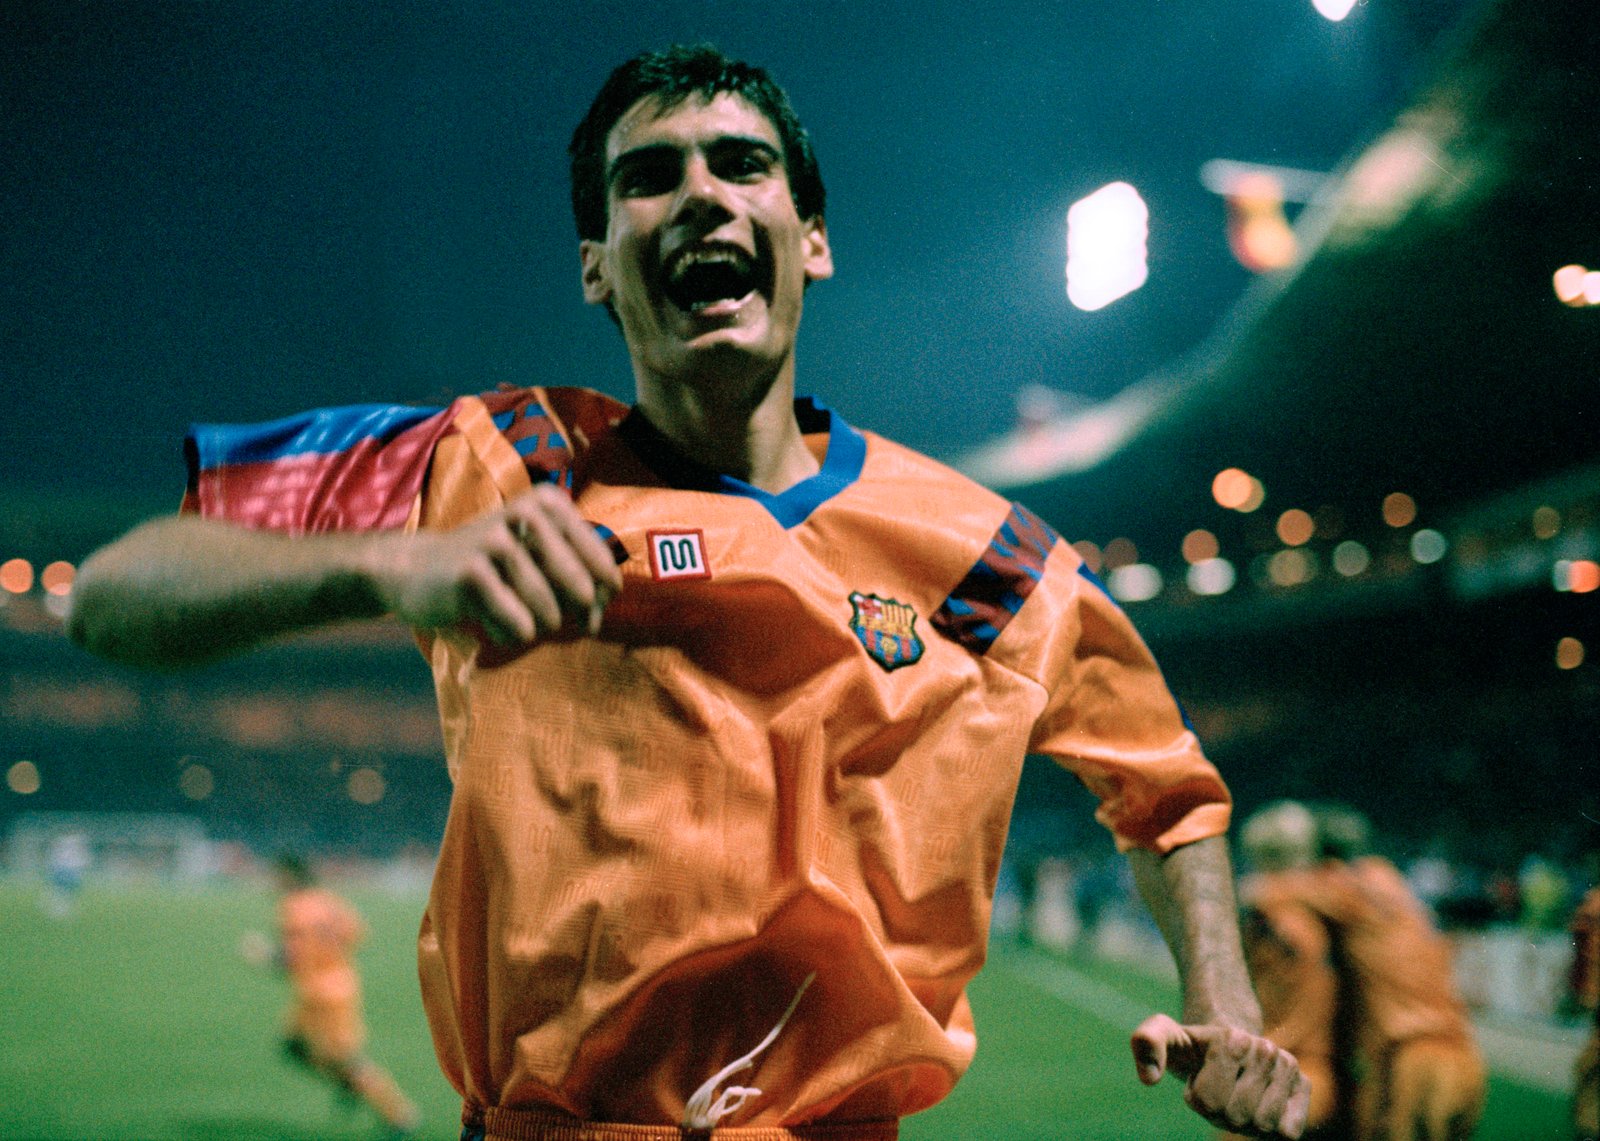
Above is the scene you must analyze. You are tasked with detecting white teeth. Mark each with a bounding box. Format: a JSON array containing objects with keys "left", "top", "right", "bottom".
[{"left": 667, "top": 247, "right": 751, "bottom": 283}]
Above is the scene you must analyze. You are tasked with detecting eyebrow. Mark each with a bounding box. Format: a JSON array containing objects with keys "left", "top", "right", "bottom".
[{"left": 606, "top": 135, "right": 783, "bottom": 187}]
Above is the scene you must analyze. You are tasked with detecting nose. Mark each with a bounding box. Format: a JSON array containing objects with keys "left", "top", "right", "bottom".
[{"left": 671, "top": 152, "right": 736, "bottom": 229}]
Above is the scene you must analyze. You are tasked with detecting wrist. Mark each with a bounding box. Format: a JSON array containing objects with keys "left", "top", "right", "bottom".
[{"left": 323, "top": 532, "right": 392, "bottom": 621}]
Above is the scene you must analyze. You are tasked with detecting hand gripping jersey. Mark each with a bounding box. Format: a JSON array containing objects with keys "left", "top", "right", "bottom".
[{"left": 186, "top": 386, "right": 1231, "bottom": 1133}]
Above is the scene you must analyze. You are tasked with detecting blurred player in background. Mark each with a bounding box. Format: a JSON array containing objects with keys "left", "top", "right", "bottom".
[
  {"left": 1570, "top": 845, "right": 1600, "bottom": 1141},
  {"left": 69, "top": 44, "right": 1309, "bottom": 1141},
  {"left": 241, "top": 853, "right": 420, "bottom": 1138},
  {"left": 1252, "top": 805, "right": 1484, "bottom": 1141},
  {"left": 42, "top": 829, "right": 91, "bottom": 919},
  {"left": 1233, "top": 801, "right": 1352, "bottom": 1140}
]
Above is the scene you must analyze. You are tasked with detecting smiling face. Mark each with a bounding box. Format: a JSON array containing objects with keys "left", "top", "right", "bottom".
[{"left": 580, "top": 92, "right": 832, "bottom": 400}]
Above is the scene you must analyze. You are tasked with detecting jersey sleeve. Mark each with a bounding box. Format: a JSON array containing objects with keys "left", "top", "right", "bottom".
[
  {"left": 181, "top": 402, "right": 457, "bottom": 534},
  {"left": 1001, "top": 518, "right": 1231, "bottom": 853}
]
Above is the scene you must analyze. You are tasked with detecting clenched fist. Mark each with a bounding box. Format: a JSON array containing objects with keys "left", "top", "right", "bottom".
[
  {"left": 1131, "top": 1013, "right": 1310, "bottom": 1138},
  {"left": 373, "top": 484, "right": 624, "bottom": 647}
]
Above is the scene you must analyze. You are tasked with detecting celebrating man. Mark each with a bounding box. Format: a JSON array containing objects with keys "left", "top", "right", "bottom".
[{"left": 70, "top": 44, "right": 1308, "bottom": 1141}]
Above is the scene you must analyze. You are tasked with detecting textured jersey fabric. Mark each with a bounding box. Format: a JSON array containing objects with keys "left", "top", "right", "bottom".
[{"left": 185, "top": 385, "right": 1230, "bottom": 1129}]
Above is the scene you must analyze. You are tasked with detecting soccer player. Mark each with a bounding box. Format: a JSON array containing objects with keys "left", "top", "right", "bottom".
[
  {"left": 1233, "top": 802, "right": 1351, "bottom": 1140},
  {"left": 1253, "top": 807, "right": 1483, "bottom": 1141},
  {"left": 242, "top": 854, "right": 421, "bottom": 1137},
  {"left": 69, "top": 45, "right": 1309, "bottom": 1141}
]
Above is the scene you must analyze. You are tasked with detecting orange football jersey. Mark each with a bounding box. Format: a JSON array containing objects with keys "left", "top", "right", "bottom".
[
  {"left": 279, "top": 886, "right": 367, "bottom": 1055},
  {"left": 1255, "top": 857, "right": 1474, "bottom": 1049},
  {"left": 188, "top": 386, "right": 1231, "bottom": 1130}
]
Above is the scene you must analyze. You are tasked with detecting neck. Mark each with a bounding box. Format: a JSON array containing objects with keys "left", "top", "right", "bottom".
[{"left": 634, "top": 364, "right": 819, "bottom": 493}]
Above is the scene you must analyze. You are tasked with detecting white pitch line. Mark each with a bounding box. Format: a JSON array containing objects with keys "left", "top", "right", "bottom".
[
  {"left": 995, "top": 950, "right": 1587, "bottom": 1097},
  {"left": 993, "top": 950, "right": 1160, "bottom": 1032}
]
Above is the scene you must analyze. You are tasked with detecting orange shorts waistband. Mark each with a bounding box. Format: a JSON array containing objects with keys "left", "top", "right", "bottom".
[{"left": 461, "top": 1104, "right": 899, "bottom": 1141}]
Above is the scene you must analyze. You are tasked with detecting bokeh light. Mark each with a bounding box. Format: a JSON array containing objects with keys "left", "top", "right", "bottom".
[
  {"left": 1276, "top": 509, "right": 1315, "bottom": 547},
  {"left": 1313, "top": 0, "right": 1358, "bottom": 21},
  {"left": 348, "top": 767, "right": 386, "bottom": 805},
  {"left": 1555, "top": 560, "right": 1600, "bottom": 594},
  {"left": 1107, "top": 563, "right": 1163, "bottom": 603},
  {"left": 1186, "top": 558, "right": 1236, "bottom": 597},
  {"left": 7, "top": 761, "right": 42, "bottom": 795},
  {"left": 1557, "top": 637, "right": 1585, "bottom": 670},
  {"left": 1182, "top": 529, "right": 1220, "bottom": 564},
  {"left": 1, "top": 558, "right": 34, "bottom": 594},
  {"left": 1410, "top": 529, "right": 1448, "bottom": 565},
  {"left": 1072, "top": 540, "right": 1104, "bottom": 575},
  {"left": 1103, "top": 537, "right": 1140, "bottom": 569},
  {"left": 41, "top": 561, "right": 76, "bottom": 596},
  {"left": 1332, "top": 540, "right": 1372, "bottom": 577},
  {"left": 1554, "top": 264, "right": 1588, "bottom": 305},
  {"left": 1532, "top": 505, "right": 1561, "bottom": 539},
  {"left": 1267, "top": 548, "right": 1316, "bottom": 587},
  {"left": 179, "top": 764, "right": 215, "bottom": 801},
  {"left": 1212, "top": 468, "right": 1265, "bottom": 512},
  {"left": 1382, "top": 492, "right": 1417, "bottom": 528}
]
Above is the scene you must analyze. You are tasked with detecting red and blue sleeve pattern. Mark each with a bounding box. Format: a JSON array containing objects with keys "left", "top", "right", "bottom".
[
  {"left": 931, "top": 502, "right": 1060, "bottom": 654},
  {"left": 477, "top": 388, "right": 576, "bottom": 489},
  {"left": 181, "top": 402, "right": 457, "bottom": 534}
]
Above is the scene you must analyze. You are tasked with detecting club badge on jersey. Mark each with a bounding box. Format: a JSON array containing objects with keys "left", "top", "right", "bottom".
[{"left": 848, "top": 592, "right": 925, "bottom": 672}]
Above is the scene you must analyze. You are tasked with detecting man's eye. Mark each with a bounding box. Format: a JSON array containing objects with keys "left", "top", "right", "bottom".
[
  {"left": 616, "top": 161, "right": 678, "bottom": 196},
  {"left": 721, "top": 152, "right": 773, "bottom": 180}
]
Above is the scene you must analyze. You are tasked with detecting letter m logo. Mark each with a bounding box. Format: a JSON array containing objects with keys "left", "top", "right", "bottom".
[{"left": 647, "top": 530, "right": 711, "bottom": 582}]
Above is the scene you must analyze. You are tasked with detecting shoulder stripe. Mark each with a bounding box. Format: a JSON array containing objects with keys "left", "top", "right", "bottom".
[
  {"left": 931, "top": 502, "right": 1059, "bottom": 654},
  {"left": 188, "top": 403, "right": 445, "bottom": 470},
  {"left": 183, "top": 403, "right": 454, "bottom": 534},
  {"left": 479, "top": 388, "right": 575, "bottom": 489}
]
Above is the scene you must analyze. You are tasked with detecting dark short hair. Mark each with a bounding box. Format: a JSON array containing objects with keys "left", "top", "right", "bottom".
[{"left": 568, "top": 44, "right": 826, "bottom": 242}]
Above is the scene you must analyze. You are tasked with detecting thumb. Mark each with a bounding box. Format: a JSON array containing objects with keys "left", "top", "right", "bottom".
[{"left": 1130, "top": 1013, "right": 1188, "bottom": 1086}]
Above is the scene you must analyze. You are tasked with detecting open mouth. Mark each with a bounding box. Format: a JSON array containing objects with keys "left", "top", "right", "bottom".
[{"left": 661, "top": 243, "right": 768, "bottom": 313}]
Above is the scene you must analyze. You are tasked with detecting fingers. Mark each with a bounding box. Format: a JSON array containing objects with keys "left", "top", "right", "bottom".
[
  {"left": 385, "top": 486, "right": 627, "bottom": 649},
  {"left": 1130, "top": 1013, "right": 1187, "bottom": 1085},
  {"left": 1137, "top": 1019, "right": 1311, "bottom": 1139},
  {"left": 501, "top": 487, "right": 623, "bottom": 637},
  {"left": 504, "top": 489, "right": 623, "bottom": 636}
]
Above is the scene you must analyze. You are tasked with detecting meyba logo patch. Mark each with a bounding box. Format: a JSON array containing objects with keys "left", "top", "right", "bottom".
[
  {"left": 647, "top": 529, "right": 711, "bottom": 581},
  {"left": 848, "top": 591, "right": 924, "bottom": 671}
]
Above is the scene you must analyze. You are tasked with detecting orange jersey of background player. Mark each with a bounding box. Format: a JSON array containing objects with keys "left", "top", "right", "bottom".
[
  {"left": 1258, "top": 857, "right": 1471, "bottom": 1047},
  {"left": 1235, "top": 888, "right": 1346, "bottom": 1136},
  {"left": 187, "top": 385, "right": 1232, "bottom": 1131},
  {"left": 1255, "top": 855, "right": 1483, "bottom": 1140},
  {"left": 1573, "top": 885, "right": 1600, "bottom": 1141},
  {"left": 279, "top": 885, "right": 368, "bottom": 1058},
  {"left": 1574, "top": 885, "right": 1600, "bottom": 1013}
]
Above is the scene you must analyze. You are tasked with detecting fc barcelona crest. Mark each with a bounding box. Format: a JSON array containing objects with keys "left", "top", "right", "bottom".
[{"left": 848, "top": 592, "right": 924, "bottom": 671}]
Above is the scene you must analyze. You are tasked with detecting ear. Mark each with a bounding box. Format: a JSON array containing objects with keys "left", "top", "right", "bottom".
[
  {"left": 580, "top": 240, "right": 612, "bottom": 305},
  {"left": 801, "top": 216, "right": 833, "bottom": 283}
]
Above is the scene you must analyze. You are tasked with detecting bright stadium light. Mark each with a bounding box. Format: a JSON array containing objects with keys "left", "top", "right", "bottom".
[
  {"left": 1066, "top": 182, "right": 1149, "bottom": 311},
  {"left": 1313, "top": 0, "right": 1358, "bottom": 21},
  {"left": 1107, "top": 563, "right": 1163, "bottom": 603}
]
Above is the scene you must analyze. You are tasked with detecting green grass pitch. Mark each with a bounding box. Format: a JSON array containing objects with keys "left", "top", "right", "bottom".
[{"left": 0, "top": 881, "right": 1570, "bottom": 1140}]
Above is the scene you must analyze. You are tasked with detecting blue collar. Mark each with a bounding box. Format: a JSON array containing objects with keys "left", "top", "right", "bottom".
[{"left": 618, "top": 396, "right": 866, "bottom": 528}]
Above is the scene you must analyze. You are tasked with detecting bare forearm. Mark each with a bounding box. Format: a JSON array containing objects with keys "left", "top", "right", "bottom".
[
  {"left": 1130, "top": 835, "right": 1263, "bottom": 1030},
  {"left": 67, "top": 515, "right": 385, "bottom": 669}
]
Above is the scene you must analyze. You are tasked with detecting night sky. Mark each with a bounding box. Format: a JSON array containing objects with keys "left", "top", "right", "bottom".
[{"left": 4, "top": 0, "right": 1474, "bottom": 506}]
